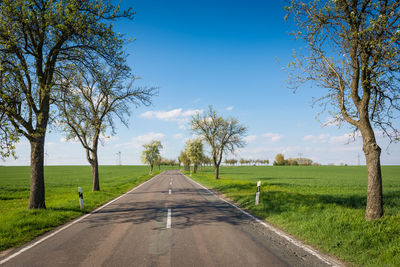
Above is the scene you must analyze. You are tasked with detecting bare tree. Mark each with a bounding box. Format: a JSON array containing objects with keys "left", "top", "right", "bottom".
[
  {"left": 191, "top": 106, "right": 247, "bottom": 179},
  {"left": 0, "top": 0, "right": 134, "bottom": 209},
  {"left": 285, "top": 0, "right": 400, "bottom": 220},
  {"left": 56, "top": 63, "right": 156, "bottom": 191}
]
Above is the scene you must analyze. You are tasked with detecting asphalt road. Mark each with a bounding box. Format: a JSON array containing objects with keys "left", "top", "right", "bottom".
[{"left": 1, "top": 170, "right": 340, "bottom": 267}]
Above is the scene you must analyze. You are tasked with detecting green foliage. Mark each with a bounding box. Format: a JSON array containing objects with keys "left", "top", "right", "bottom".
[
  {"left": 184, "top": 138, "right": 204, "bottom": 172},
  {"left": 141, "top": 140, "right": 163, "bottom": 173},
  {"left": 189, "top": 165, "right": 400, "bottom": 266},
  {"left": 0, "top": 0, "right": 135, "bottom": 208},
  {"left": 274, "top": 153, "right": 285, "bottom": 166},
  {"left": 0, "top": 165, "right": 162, "bottom": 251},
  {"left": 191, "top": 106, "right": 247, "bottom": 178},
  {"left": 179, "top": 150, "right": 191, "bottom": 171}
]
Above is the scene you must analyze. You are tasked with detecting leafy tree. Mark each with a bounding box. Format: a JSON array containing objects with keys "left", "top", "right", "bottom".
[
  {"left": 0, "top": 114, "right": 18, "bottom": 160},
  {"left": 274, "top": 153, "right": 285, "bottom": 166},
  {"left": 0, "top": 0, "right": 134, "bottom": 209},
  {"left": 141, "top": 140, "right": 162, "bottom": 175},
  {"left": 56, "top": 63, "right": 155, "bottom": 191},
  {"left": 202, "top": 155, "right": 212, "bottom": 166},
  {"left": 286, "top": 0, "right": 400, "bottom": 219},
  {"left": 191, "top": 106, "right": 247, "bottom": 179},
  {"left": 179, "top": 150, "right": 191, "bottom": 171},
  {"left": 185, "top": 138, "right": 204, "bottom": 173},
  {"left": 155, "top": 154, "right": 162, "bottom": 171}
]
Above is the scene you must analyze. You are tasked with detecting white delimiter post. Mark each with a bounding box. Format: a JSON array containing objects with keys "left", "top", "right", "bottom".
[
  {"left": 255, "top": 181, "right": 261, "bottom": 205},
  {"left": 78, "top": 187, "right": 84, "bottom": 209}
]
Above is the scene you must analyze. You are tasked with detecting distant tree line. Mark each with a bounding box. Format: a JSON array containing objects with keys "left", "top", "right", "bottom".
[
  {"left": 273, "top": 153, "right": 316, "bottom": 166},
  {"left": 222, "top": 158, "right": 270, "bottom": 166}
]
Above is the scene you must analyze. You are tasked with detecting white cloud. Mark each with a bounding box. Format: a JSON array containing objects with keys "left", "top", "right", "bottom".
[
  {"left": 140, "top": 108, "right": 202, "bottom": 123},
  {"left": 261, "top": 133, "right": 283, "bottom": 142},
  {"left": 226, "top": 106, "right": 234, "bottom": 111},
  {"left": 243, "top": 135, "right": 257, "bottom": 142},
  {"left": 303, "top": 134, "right": 330, "bottom": 143},
  {"left": 131, "top": 132, "right": 165, "bottom": 147},
  {"left": 322, "top": 115, "right": 343, "bottom": 127},
  {"left": 173, "top": 133, "right": 184, "bottom": 139},
  {"left": 60, "top": 137, "right": 80, "bottom": 143},
  {"left": 328, "top": 132, "right": 361, "bottom": 144}
]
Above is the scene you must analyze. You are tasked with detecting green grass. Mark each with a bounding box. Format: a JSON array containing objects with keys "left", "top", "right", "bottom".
[
  {"left": 188, "top": 165, "right": 400, "bottom": 267},
  {"left": 0, "top": 165, "right": 170, "bottom": 251}
]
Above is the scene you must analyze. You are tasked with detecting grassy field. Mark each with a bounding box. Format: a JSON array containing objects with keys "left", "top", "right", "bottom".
[
  {"left": 188, "top": 165, "right": 400, "bottom": 267},
  {"left": 0, "top": 165, "right": 166, "bottom": 252}
]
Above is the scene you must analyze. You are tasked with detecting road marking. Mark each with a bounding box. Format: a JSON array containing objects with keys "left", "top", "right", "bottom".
[
  {"left": 166, "top": 208, "right": 172, "bottom": 229},
  {"left": 169, "top": 189, "right": 172, "bottom": 195},
  {"left": 183, "top": 174, "right": 342, "bottom": 267},
  {"left": 0, "top": 172, "right": 164, "bottom": 265}
]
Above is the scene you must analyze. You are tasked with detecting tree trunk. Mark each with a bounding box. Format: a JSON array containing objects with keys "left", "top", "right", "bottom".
[
  {"left": 28, "top": 137, "right": 46, "bottom": 209},
  {"left": 193, "top": 163, "right": 198, "bottom": 173},
  {"left": 150, "top": 164, "right": 153, "bottom": 175},
  {"left": 363, "top": 137, "right": 383, "bottom": 220},
  {"left": 214, "top": 165, "right": 219, "bottom": 179},
  {"left": 91, "top": 150, "right": 100, "bottom": 191}
]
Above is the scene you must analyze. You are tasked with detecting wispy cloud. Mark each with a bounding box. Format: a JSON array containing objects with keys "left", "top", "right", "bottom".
[
  {"left": 243, "top": 135, "right": 257, "bottom": 142},
  {"left": 303, "top": 134, "right": 330, "bottom": 143},
  {"left": 303, "top": 132, "right": 361, "bottom": 144},
  {"left": 115, "top": 132, "right": 166, "bottom": 149},
  {"left": 261, "top": 133, "right": 283, "bottom": 142},
  {"left": 140, "top": 108, "right": 202, "bottom": 124},
  {"left": 173, "top": 133, "right": 184, "bottom": 139},
  {"left": 226, "top": 106, "right": 234, "bottom": 111}
]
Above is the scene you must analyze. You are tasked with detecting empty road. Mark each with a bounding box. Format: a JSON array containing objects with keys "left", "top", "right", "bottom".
[{"left": 0, "top": 170, "right": 340, "bottom": 266}]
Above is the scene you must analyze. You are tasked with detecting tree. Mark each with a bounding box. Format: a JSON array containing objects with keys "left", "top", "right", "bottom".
[
  {"left": 202, "top": 155, "right": 212, "bottom": 166},
  {"left": 56, "top": 63, "right": 155, "bottom": 191},
  {"left": 179, "top": 150, "right": 191, "bottom": 171},
  {"left": 0, "top": 114, "right": 18, "bottom": 160},
  {"left": 141, "top": 140, "right": 162, "bottom": 175},
  {"left": 191, "top": 106, "right": 247, "bottom": 179},
  {"left": 274, "top": 153, "right": 285, "bottom": 166},
  {"left": 286, "top": 0, "right": 400, "bottom": 220},
  {"left": 185, "top": 138, "right": 204, "bottom": 173},
  {"left": 0, "top": 0, "right": 134, "bottom": 209}
]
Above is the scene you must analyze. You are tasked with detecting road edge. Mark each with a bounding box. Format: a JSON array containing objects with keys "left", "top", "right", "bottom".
[
  {"left": 182, "top": 173, "right": 344, "bottom": 267},
  {"left": 0, "top": 171, "right": 164, "bottom": 265}
]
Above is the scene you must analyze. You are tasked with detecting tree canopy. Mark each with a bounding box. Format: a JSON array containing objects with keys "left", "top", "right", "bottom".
[
  {"left": 56, "top": 63, "right": 156, "bottom": 191},
  {"left": 285, "top": 0, "right": 400, "bottom": 220},
  {"left": 191, "top": 106, "right": 247, "bottom": 179},
  {"left": 0, "top": 0, "right": 134, "bottom": 208},
  {"left": 184, "top": 138, "right": 204, "bottom": 173},
  {"left": 141, "top": 140, "right": 163, "bottom": 174}
]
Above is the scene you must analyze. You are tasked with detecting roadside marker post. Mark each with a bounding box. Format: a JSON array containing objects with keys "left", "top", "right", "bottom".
[
  {"left": 255, "top": 181, "right": 261, "bottom": 205},
  {"left": 78, "top": 187, "right": 84, "bottom": 209}
]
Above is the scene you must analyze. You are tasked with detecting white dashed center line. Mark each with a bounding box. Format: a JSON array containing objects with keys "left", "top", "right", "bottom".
[
  {"left": 169, "top": 189, "right": 171, "bottom": 195},
  {"left": 166, "top": 208, "right": 171, "bottom": 229}
]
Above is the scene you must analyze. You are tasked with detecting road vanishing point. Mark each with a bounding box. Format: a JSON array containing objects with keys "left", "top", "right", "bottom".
[{"left": 0, "top": 170, "right": 342, "bottom": 267}]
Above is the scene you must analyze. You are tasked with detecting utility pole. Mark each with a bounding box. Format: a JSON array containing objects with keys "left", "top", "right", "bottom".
[
  {"left": 357, "top": 153, "right": 361, "bottom": 166},
  {"left": 116, "top": 151, "right": 122, "bottom": 165}
]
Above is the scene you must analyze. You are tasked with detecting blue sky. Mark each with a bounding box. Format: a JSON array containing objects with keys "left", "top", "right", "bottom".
[{"left": 3, "top": 0, "right": 399, "bottom": 166}]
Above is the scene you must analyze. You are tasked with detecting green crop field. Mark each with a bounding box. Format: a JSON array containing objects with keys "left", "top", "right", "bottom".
[
  {"left": 0, "top": 165, "right": 167, "bottom": 252},
  {"left": 188, "top": 165, "right": 400, "bottom": 267}
]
